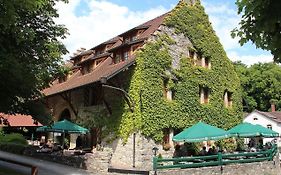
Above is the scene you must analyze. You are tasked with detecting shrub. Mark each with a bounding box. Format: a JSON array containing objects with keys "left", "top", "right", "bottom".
[
  {"left": 0, "top": 143, "right": 27, "bottom": 154},
  {"left": 0, "top": 133, "right": 28, "bottom": 145}
]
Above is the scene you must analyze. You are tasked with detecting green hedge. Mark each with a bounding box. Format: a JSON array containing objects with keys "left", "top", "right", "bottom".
[
  {"left": 0, "top": 133, "right": 28, "bottom": 154},
  {"left": 0, "top": 143, "right": 27, "bottom": 154}
]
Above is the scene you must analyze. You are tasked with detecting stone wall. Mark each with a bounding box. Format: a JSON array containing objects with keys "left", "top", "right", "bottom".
[
  {"left": 154, "top": 160, "right": 280, "bottom": 175},
  {"left": 102, "top": 132, "right": 173, "bottom": 170}
]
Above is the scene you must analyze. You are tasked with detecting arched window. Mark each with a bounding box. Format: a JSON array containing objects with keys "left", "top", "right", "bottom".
[{"left": 59, "top": 108, "right": 71, "bottom": 121}]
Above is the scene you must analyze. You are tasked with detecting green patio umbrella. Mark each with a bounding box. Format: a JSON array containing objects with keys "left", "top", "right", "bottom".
[
  {"left": 36, "top": 119, "right": 89, "bottom": 134},
  {"left": 173, "top": 122, "right": 229, "bottom": 142},
  {"left": 227, "top": 122, "right": 279, "bottom": 138}
]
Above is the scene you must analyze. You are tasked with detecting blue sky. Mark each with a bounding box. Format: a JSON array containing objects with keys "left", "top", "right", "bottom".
[{"left": 56, "top": 0, "right": 273, "bottom": 65}]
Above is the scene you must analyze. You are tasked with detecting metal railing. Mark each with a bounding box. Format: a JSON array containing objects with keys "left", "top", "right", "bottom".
[
  {"left": 153, "top": 144, "right": 277, "bottom": 171},
  {"left": 0, "top": 157, "right": 38, "bottom": 175}
]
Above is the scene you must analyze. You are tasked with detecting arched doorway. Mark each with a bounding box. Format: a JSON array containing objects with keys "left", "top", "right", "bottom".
[
  {"left": 58, "top": 108, "right": 71, "bottom": 148},
  {"left": 59, "top": 108, "right": 71, "bottom": 121}
]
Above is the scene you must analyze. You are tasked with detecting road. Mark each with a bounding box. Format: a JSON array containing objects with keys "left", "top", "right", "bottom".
[{"left": 0, "top": 150, "right": 91, "bottom": 175}]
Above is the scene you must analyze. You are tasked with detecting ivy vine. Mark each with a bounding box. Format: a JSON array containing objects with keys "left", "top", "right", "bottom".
[{"left": 81, "top": 1, "right": 243, "bottom": 143}]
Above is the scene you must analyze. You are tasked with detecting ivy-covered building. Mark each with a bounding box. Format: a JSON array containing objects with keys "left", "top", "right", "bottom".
[{"left": 42, "top": 0, "right": 242, "bottom": 169}]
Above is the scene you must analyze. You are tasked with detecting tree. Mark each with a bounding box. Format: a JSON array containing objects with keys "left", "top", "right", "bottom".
[
  {"left": 232, "top": 0, "right": 281, "bottom": 62},
  {"left": 0, "top": 0, "right": 68, "bottom": 113},
  {"left": 234, "top": 61, "right": 281, "bottom": 112}
]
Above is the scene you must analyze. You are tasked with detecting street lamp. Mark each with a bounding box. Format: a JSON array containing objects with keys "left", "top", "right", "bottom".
[{"left": 100, "top": 76, "right": 136, "bottom": 168}]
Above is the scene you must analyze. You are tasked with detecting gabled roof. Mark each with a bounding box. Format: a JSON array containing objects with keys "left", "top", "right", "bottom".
[
  {"left": 0, "top": 113, "right": 43, "bottom": 127},
  {"left": 251, "top": 110, "right": 281, "bottom": 123},
  {"left": 43, "top": 12, "right": 168, "bottom": 97}
]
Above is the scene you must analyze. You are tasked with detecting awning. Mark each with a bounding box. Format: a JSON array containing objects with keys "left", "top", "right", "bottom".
[
  {"left": 228, "top": 122, "right": 279, "bottom": 138},
  {"left": 36, "top": 119, "right": 89, "bottom": 134},
  {"left": 173, "top": 122, "right": 229, "bottom": 142}
]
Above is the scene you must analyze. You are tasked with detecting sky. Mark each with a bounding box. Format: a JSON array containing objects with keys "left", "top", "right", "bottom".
[{"left": 55, "top": 0, "right": 273, "bottom": 66}]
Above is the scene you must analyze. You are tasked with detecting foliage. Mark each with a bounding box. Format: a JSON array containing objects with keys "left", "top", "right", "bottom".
[
  {"left": 0, "top": 133, "right": 28, "bottom": 154},
  {"left": 233, "top": 61, "right": 281, "bottom": 112},
  {"left": 0, "top": 0, "right": 68, "bottom": 113},
  {"left": 231, "top": 0, "right": 281, "bottom": 62},
  {"left": 0, "top": 133, "right": 28, "bottom": 145},
  {"left": 0, "top": 143, "right": 27, "bottom": 154},
  {"left": 216, "top": 138, "right": 237, "bottom": 152},
  {"left": 88, "top": 1, "right": 242, "bottom": 142}
]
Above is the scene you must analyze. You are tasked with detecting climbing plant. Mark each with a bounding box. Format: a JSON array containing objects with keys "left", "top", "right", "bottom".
[{"left": 90, "top": 1, "right": 243, "bottom": 142}]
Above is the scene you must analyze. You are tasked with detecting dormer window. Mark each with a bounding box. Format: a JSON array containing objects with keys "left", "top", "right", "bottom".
[
  {"left": 267, "top": 124, "right": 272, "bottom": 130},
  {"left": 82, "top": 64, "right": 91, "bottom": 75},
  {"left": 224, "top": 91, "right": 233, "bottom": 108},
  {"left": 124, "top": 37, "right": 130, "bottom": 43},
  {"left": 200, "top": 86, "right": 210, "bottom": 104},
  {"left": 115, "top": 54, "right": 121, "bottom": 63},
  {"left": 123, "top": 51, "right": 129, "bottom": 61},
  {"left": 132, "top": 35, "right": 137, "bottom": 41},
  {"left": 58, "top": 76, "right": 67, "bottom": 83}
]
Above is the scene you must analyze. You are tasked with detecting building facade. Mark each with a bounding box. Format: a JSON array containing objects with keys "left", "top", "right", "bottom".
[
  {"left": 42, "top": 0, "right": 242, "bottom": 169},
  {"left": 244, "top": 106, "right": 281, "bottom": 147}
]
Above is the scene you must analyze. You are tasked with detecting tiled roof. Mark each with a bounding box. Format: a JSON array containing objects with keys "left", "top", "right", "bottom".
[
  {"left": 254, "top": 110, "right": 281, "bottom": 123},
  {"left": 0, "top": 113, "right": 43, "bottom": 127},
  {"left": 43, "top": 12, "right": 168, "bottom": 96}
]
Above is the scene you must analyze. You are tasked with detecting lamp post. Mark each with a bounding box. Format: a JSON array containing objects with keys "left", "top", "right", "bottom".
[{"left": 100, "top": 77, "right": 136, "bottom": 168}]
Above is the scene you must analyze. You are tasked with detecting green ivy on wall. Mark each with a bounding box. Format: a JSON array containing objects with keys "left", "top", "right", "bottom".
[{"left": 83, "top": 1, "right": 243, "bottom": 143}]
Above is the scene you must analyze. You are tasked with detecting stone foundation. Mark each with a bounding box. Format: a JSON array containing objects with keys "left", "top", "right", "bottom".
[{"left": 154, "top": 161, "right": 280, "bottom": 175}]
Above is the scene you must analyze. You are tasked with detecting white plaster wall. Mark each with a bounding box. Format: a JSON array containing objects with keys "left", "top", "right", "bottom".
[{"left": 243, "top": 112, "right": 281, "bottom": 147}]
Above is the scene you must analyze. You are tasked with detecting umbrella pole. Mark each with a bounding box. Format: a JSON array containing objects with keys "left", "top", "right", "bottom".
[
  {"left": 62, "top": 132, "right": 65, "bottom": 149},
  {"left": 53, "top": 132, "right": 55, "bottom": 143}
]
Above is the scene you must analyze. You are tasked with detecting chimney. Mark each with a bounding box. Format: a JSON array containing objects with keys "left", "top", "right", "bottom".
[{"left": 271, "top": 103, "right": 276, "bottom": 112}]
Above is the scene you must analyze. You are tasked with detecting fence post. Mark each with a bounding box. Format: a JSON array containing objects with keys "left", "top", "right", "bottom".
[
  {"left": 218, "top": 152, "right": 223, "bottom": 174},
  {"left": 153, "top": 156, "right": 158, "bottom": 175}
]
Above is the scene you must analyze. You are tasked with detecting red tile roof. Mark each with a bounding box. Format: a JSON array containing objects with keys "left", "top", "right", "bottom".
[
  {"left": 0, "top": 113, "right": 43, "bottom": 127},
  {"left": 43, "top": 13, "right": 168, "bottom": 96}
]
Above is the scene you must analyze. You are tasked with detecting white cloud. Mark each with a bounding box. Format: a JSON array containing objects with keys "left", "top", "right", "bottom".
[
  {"left": 55, "top": 0, "right": 273, "bottom": 65},
  {"left": 228, "top": 51, "right": 273, "bottom": 66},
  {"left": 202, "top": 1, "right": 273, "bottom": 65},
  {"left": 55, "top": 0, "right": 168, "bottom": 59}
]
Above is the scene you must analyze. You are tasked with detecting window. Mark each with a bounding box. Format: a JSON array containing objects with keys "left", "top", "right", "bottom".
[
  {"left": 163, "top": 79, "right": 173, "bottom": 101},
  {"left": 58, "top": 75, "right": 67, "bottom": 83},
  {"left": 124, "top": 37, "right": 130, "bottom": 43},
  {"left": 123, "top": 51, "right": 129, "bottom": 61},
  {"left": 267, "top": 124, "right": 272, "bottom": 130},
  {"left": 132, "top": 35, "right": 137, "bottom": 41},
  {"left": 115, "top": 54, "right": 121, "bottom": 63},
  {"left": 84, "top": 88, "right": 90, "bottom": 107},
  {"left": 162, "top": 128, "right": 171, "bottom": 150},
  {"left": 200, "top": 87, "right": 210, "bottom": 104},
  {"left": 204, "top": 57, "right": 211, "bottom": 69},
  {"left": 189, "top": 50, "right": 195, "bottom": 59},
  {"left": 82, "top": 64, "right": 91, "bottom": 75},
  {"left": 224, "top": 91, "right": 233, "bottom": 108}
]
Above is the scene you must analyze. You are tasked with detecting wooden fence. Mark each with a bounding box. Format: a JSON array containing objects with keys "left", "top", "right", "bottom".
[{"left": 153, "top": 144, "right": 277, "bottom": 171}]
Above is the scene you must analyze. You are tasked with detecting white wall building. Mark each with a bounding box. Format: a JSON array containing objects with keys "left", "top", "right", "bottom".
[{"left": 243, "top": 107, "right": 281, "bottom": 147}]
